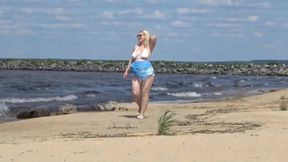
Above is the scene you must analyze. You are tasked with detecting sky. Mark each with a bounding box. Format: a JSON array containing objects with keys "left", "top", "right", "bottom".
[{"left": 0, "top": 0, "right": 287, "bottom": 62}]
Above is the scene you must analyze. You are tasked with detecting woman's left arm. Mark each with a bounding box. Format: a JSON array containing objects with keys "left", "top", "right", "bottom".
[{"left": 149, "top": 35, "right": 157, "bottom": 54}]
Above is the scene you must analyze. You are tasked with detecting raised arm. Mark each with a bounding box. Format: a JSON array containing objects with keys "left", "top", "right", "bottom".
[{"left": 149, "top": 35, "right": 157, "bottom": 53}]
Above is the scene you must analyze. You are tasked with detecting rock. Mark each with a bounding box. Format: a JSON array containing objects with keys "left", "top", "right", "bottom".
[
  {"left": 97, "top": 101, "right": 120, "bottom": 111},
  {"left": 58, "top": 104, "right": 78, "bottom": 113},
  {"left": 17, "top": 109, "right": 50, "bottom": 119}
]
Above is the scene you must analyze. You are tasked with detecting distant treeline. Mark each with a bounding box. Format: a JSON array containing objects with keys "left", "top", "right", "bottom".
[{"left": 0, "top": 58, "right": 288, "bottom": 76}]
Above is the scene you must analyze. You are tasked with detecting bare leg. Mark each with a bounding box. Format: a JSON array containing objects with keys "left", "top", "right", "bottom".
[
  {"left": 139, "top": 76, "right": 154, "bottom": 117},
  {"left": 131, "top": 77, "right": 141, "bottom": 113}
]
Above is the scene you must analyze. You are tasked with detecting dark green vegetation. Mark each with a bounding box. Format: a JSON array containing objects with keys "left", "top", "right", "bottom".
[
  {"left": 0, "top": 59, "right": 288, "bottom": 76},
  {"left": 280, "top": 96, "right": 288, "bottom": 111},
  {"left": 157, "top": 110, "right": 176, "bottom": 135}
]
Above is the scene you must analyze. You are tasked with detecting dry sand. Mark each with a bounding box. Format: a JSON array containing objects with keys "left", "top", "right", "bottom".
[{"left": 1, "top": 89, "right": 288, "bottom": 162}]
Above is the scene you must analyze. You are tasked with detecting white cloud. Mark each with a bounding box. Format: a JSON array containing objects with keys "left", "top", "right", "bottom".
[
  {"left": 171, "top": 20, "right": 189, "bottom": 28},
  {"left": 100, "top": 8, "right": 145, "bottom": 19},
  {"left": 36, "top": 23, "right": 87, "bottom": 30},
  {"left": 199, "top": 0, "right": 239, "bottom": 6},
  {"left": 50, "top": 23, "right": 86, "bottom": 30},
  {"left": 0, "top": 20, "right": 34, "bottom": 35},
  {"left": 207, "top": 23, "right": 242, "bottom": 28},
  {"left": 177, "top": 8, "right": 211, "bottom": 15},
  {"left": 101, "top": 0, "right": 119, "bottom": 3},
  {"left": 151, "top": 10, "right": 165, "bottom": 19},
  {"left": 166, "top": 32, "right": 178, "bottom": 37},
  {"left": 67, "top": 0, "right": 83, "bottom": 2},
  {"left": 227, "top": 33, "right": 244, "bottom": 38},
  {"left": 265, "top": 20, "right": 277, "bottom": 27},
  {"left": 191, "top": 9, "right": 211, "bottom": 14},
  {"left": 100, "top": 21, "right": 139, "bottom": 28},
  {"left": 21, "top": 7, "right": 66, "bottom": 15},
  {"left": 210, "top": 32, "right": 222, "bottom": 37},
  {"left": 146, "top": 0, "right": 160, "bottom": 4},
  {"left": 177, "top": 8, "right": 190, "bottom": 15},
  {"left": 101, "top": 11, "right": 113, "bottom": 19},
  {"left": 226, "top": 17, "right": 245, "bottom": 22},
  {"left": 263, "top": 44, "right": 275, "bottom": 48},
  {"left": 247, "top": 16, "right": 258, "bottom": 22},
  {"left": 254, "top": 32, "right": 263, "bottom": 38},
  {"left": 55, "top": 16, "right": 71, "bottom": 21}
]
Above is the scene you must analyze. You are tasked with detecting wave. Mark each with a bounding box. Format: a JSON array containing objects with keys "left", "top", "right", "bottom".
[
  {"left": 193, "top": 82, "right": 204, "bottom": 88},
  {"left": 78, "top": 90, "right": 100, "bottom": 97},
  {"left": 167, "top": 91, "right": 202, "bottom": 98},
  {"left": 213, "top": 92, "right": 223, "bottom": 96},
  {"left": 0, "top": 95, "right": 77, "bottom": 103},
  {"left": 152, "top": 87, "right": 168, "bottom": 91}
]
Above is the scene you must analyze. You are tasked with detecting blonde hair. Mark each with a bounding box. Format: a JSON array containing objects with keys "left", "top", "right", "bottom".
[{"left": 138, "top": 30, "right": 150, "bottom": 48}]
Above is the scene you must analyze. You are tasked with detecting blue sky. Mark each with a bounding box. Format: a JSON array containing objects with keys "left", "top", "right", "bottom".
[{"left": 0, "top": 0, "right": 287, "bottom": 61}]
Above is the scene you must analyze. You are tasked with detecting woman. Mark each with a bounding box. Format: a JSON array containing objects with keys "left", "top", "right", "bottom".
[{"left": 123, "top": 30, "right": 157, "bottom": 119}]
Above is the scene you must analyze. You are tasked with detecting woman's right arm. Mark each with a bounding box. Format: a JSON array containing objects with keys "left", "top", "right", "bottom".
[
  {"left": 123, "top": 58, "right": 132, "bottom": 80},
  {"left": 123, "top": 46, "right": 136, "bottom": 80}
]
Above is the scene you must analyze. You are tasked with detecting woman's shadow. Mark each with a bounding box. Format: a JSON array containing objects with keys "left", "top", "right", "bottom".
[{"left": 120, "top": 115, "right": 137, "bottom": 118}]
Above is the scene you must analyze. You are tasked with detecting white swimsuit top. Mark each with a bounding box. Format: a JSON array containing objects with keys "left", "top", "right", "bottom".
[{"left": 131, "top": 45, "right": 150, "bottom": 60}]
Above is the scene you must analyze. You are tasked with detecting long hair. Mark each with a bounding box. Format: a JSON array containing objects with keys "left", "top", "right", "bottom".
[{"left": 138, "top": 30, "right": 150, "bottom": 48}]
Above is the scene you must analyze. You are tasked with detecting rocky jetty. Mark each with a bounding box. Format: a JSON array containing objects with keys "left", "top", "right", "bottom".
[{"left": 0, "top": 59, "right": 288, "bottom": 76}]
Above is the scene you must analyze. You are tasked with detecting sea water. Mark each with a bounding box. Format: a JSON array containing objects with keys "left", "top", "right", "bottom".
[{"left": 0, "top": 70, "right": 287, "bottom": 119}]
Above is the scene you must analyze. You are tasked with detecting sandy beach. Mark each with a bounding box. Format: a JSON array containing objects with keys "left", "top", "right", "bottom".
[{"left": 1, "top": 88, "right": 288, "bottom": 162}]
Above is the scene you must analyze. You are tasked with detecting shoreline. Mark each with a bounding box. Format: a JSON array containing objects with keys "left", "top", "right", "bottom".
[
  {"left": 1, "top": 88, "right": 288, "bottom": 161},
  {"left": 0, "top": 87, "right": 280, "bottom": 124}
]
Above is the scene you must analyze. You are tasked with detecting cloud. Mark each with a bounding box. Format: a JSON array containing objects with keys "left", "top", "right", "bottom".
[
  {"left": 55, "top": 16, "right": 71, "bottom": 21},
  {"left": 100, "top": 21, "right": 139, "bottom": 28},
  {"left": 177, "top": 8, "right": 189, "bottom": 15},
  {"left": 21, "top": 7, "right": 66, "bottom": 15},
  {"left": 265, "top": 20, "right": 277, "bottom": 27},
  {"left": 247, "top": 16, "right": 258, "bottom": 22},
  {"left": 150, "top": 10, "right": 165, "bottom": 19},
  {"left": 199, "top": 0, "right": 239, "bottom": 6},
  {"left": 48, "top": 23, "right": 86, "bottom": 30},
  {"left": 254, "top": 31, "right": 263, "bottom": 38},
  {"left": 177, "top": 8, "right": 211, "bottom": 15},
  {"left": 209, "top": 32, "right": 222, "bottom": 37},
  {"left": 101, "top": 11, "right": 113, "bottom": 19},
  {"left": 146, "top": 0, "right": 160, "bottom": 4},
  {"left": 33, "top": 23, "right": 87, "bottom": 30},
  {"left": 207, "top": 23, "right": 243, "bottom": 28},
  {"left": 100, "top": 8, "right": 145, "bottom": 19},
  {"left": 171, "top": 20, "right": 189, "bottom": 28},
  {"left": 0, "top": 19, "right": 34, "bottom": 35},
  {"left": 263, "top": 43, "right": 275, "bottom": 48}
]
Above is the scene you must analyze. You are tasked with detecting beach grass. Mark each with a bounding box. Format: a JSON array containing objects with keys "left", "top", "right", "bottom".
[
  {"left": 280, "top": 96, "right": 287, "bottom": 111},
  {"left": 157, "top": 110, "right": 176, "bottom": 135}
]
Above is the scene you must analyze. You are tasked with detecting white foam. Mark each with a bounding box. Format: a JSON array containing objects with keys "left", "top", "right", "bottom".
[
  {"left": 193, "top": 83, "right": 203, "bottom": 88},
  {"left": 0, "top": 102, "right": 8, "bottom": 117},
  {"left": 152, "top": 87, "right": 168, "bottom": 91},
  {"left": 0, "top": 95, "right": 77, "bottom": 103},
  {"left": 213, "top": 92, "right": 223, "bottom": 96},
  {"left": 167, "top": 92, "right": 202, "bottom": 98}
]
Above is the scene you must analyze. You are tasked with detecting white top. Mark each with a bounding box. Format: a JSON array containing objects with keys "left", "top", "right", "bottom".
[{"left": 131, "top": 45, "right": 150, "bottom": 60}]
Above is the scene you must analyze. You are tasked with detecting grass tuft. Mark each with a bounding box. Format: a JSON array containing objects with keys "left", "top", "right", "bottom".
[
  {"left": 280, "top": 101, "right": 287, "bottom": 111},
  {"left": 280, "top": 96, "right": 287, "bottom": 111},
  {"left": 157, "top": 110, "right": 176, "bottom": 135}
]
